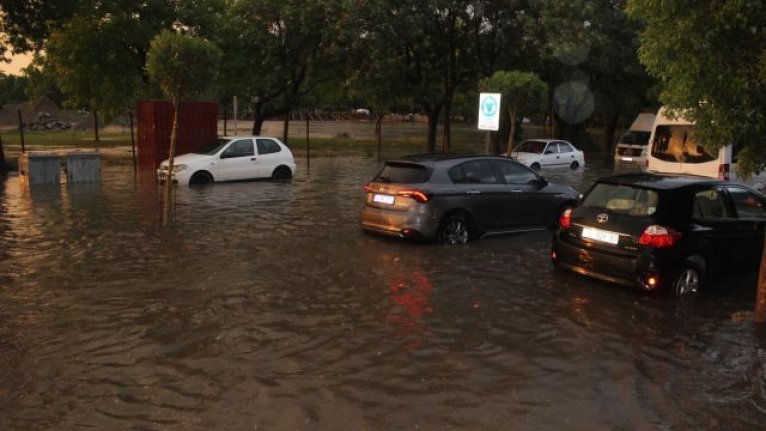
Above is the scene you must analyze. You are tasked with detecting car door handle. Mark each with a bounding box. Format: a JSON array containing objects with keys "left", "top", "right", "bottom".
[
  {"left": 466, "top": 190, "right": 481, "bottom": 195},
  {"left": 250, "top": 157, "right": 256, "bottom": 161},
  {"left": 510, "top": 189, "right": 523, "bottom": 193}
]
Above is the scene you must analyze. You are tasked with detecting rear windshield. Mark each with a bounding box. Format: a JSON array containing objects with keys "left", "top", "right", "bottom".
[
  {"left": 583, "top": 183, "right": 659, "bottom": 217},
  {"left": 619, "top": 131, "right": 650, "bottom": 146},
  {"left": 651, "top": 125, "right": 715, "bottom": 163},
  {"left": 515, "top": 140, "right": 546, "bottom": 154},
  {"left": 374, "top": 163, "right": 431, "bottom": 184}
]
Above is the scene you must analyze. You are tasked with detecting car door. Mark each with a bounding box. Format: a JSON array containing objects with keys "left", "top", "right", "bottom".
[
  {"left": 491, "top": 159, "right": 553, "bottom": 228},
  {"left": 218, "top": 139, "right": 257, "bottom": 181},
  {"left": 541, "top": 142, "right": 559, "bottom": 167},
  {"left": 448, "top": 160, "right": 508, "bottom": 231},
  {"left": 557, "top": 141, "right": 578, "bottom": 165},
  {"left": 723, "top": 186, "right": 766, "bottom": 273},
  {"left": 255, "top": 138, "right": 283, "bottom": 178},
  {"left": 690, "top": 187, "right": 748, "bottom": 275}
]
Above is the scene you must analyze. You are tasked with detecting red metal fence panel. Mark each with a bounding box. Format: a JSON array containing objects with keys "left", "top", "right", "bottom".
[{"left": 136, "top": 100, "right": 218, "bottom": 170}]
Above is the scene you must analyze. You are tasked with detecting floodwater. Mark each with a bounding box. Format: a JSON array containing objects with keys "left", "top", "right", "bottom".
[{"left": 0, "top": 156, "right": 764, "bottom": 430}]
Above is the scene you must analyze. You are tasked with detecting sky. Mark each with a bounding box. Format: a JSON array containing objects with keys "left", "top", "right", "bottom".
[{"left": 1, "top": 52, "right": 32, "bottom": 75}]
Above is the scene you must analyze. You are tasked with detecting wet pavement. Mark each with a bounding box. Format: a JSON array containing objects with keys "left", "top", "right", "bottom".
[{"left": 0, "top": 156, "right": 765, "bottom": 430}]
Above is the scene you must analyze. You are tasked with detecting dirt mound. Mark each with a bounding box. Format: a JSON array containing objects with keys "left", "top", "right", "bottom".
[{"left": 0, "top": 96, "right": 88, "bottom": 130}]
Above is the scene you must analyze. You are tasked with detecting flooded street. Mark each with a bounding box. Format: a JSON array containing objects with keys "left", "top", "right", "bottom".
[{"left": 1, "top": 156, "right": 765, "bottom": 430}]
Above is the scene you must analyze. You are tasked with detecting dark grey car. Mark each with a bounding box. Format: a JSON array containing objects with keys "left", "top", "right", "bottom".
[{"left": 360, "top": 155, "right": 580, "bottom": 244}]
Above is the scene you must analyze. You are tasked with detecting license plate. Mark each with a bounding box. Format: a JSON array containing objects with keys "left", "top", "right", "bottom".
[
  {"left": 581, "top": 227, "right": 620, "bottom": 245},
  {"left": 373, "top": 194, "right": 395, "bottom": 205},
  {"left": 621, "top": 157, "right": 633, "bottom": 162}
]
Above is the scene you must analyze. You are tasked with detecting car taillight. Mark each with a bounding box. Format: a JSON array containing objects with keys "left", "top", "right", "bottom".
[
  {"left": 397, "top": 189, "right": 432, "bottom": 203},
  {"left": 559, "top": 208, "right": 572, "bottom": 230},
  {"left": 638, "top": 225, "right": 681, "bottom": 248},
  {"left": 718, "top": 163, "right": 730, "bottom": 181},
  {"left": 363, "top": 183, "right": 373, "bottom": 193}
]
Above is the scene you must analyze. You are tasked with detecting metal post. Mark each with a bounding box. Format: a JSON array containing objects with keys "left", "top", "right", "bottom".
[
  {"left": 0, "top": 133, "right": 8, "bottom": 176},
  {"left": 129, "top": 110, "right": 136, "bottom": 172},
  {"left": 305, "top": 112, "right": 310, "bottom": 174},
  {"left": 233, "top": 96, "right": 238, "bottom": 136},
  {"left": 17, "top": 110, "right": 25, "bottom": 153}
]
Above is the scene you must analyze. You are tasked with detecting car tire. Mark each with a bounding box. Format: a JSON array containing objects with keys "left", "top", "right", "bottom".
[
  {"left": 671, "top": 262, "right": 703, "bottom": 297},
  {"left": 570, "top": 161, "right": 580, "bottom": 170},
  {"left": 438, "top": 213, "right": 471, "bottom": 245},
  {"left": 272, "top": 167, "right": 292, "bottom": 181},
  {"left": 530, "top": 162, "right": 541, "bottom": 172},
  {"left": 189, "top": 171, "right": 213, "bottom": 186}
]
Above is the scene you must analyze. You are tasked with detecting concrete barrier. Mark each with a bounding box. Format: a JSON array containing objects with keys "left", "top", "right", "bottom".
[
  {"left": 18, "top": 152, "right": 61, "bottom": 184},
  {"left": 66, "top": 152, "right": 101, "bottom": 183}
]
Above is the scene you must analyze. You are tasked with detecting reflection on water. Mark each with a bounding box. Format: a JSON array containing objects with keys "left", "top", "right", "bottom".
[{"left": 0, "top": 157, "right": 764, "bottom": 430}]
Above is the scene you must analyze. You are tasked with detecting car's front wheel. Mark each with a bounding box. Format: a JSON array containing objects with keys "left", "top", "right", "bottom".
[
  {"left": 671, "top": 263, "right": 703, "bottom": 296},
  {"left": 530, "top": 162, "right": 541, "bottom": 172},
  {"left": 570, "top": 161, "right": 580, "bottom": 170},
  {"left": 438, "top": 214, "right": 471, "bottom": 245},
  {"left": 189, "top": 171, "right": 214, "bottom": 186}
]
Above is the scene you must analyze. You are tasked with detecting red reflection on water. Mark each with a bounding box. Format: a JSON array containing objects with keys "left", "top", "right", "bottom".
[{"left": 386, "top": 270, "right": 434, "bottom": 350}]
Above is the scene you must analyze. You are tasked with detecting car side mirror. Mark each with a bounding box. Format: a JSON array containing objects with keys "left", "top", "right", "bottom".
[
  {"left": 532, "top": 176, "right": 548, "bottom": 188},
  {"left": 544, "top": 150, "right": 554, "bottom": 154}
]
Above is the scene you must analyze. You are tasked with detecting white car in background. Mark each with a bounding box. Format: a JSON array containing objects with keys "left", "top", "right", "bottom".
[
  {"left": 510, "top": 139, "right": 585, "bottom": 171},
  {"left": 158, "top": 136, "right": 296, "bottom": 186}
]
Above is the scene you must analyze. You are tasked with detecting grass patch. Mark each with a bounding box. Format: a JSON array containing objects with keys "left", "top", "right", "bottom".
[{"left": 0, "top": 130, "right": 131, "bottom": 148}]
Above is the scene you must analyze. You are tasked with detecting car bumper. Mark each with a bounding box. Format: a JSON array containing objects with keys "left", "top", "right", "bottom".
[
  {"left": 157, "top": 169, "right": 191, "bottom": 185},
  {"left": 552, "top": 231, "right": 668, "bottom": 291},
  {"left": 360, "top": 205, "right": 440, "bottom": 240}
]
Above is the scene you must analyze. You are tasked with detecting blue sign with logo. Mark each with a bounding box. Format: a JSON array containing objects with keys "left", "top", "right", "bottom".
[{"left": 478, "top": 93, "right": 501, "bottom": 131}]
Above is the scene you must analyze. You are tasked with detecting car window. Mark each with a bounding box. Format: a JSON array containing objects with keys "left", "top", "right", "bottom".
[
  {"left": 726, "top": 187, "right": 766, "bottom": 219},
  {"left": 544, "top": 143, "right": 557, "bottom": 154},
  {"left": 375, "top": 163, "right": 430, "bottom": 184},
  {"left": 256, "top": 139, "right": 282, "bottom": 155},
  {"left": 651, "top": 125, "right": 715, "bottom": 163},
  {"left": 221, "top": 139, "right": 255, "bottom": 158},
  {"left": 515, "top": 140, "right": 546, "bottom": 154},
  {"left": 692, "top": 188, "right": 733, "bottom": 220},
  {"left": 491, "top": 160, "right": 537, "bottom": 184},
  {"left": 449, "top": 160, "right": 498, "bottom": 184},
  {"left": 558, "top": 142, "right": 573, "bottom": 153},
  {"left": 582, "top": 183, "right": 659, "bottom": 217}
]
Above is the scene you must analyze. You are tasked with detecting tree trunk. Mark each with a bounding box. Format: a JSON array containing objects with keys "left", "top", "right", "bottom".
[
  {"left": 162, "top": 100, "right": 181, "bottom": 227},
  {"left": 0, "top": 134, "right": 8, "bottom": 177},
  {"left": 755, "top": 231, "right": 766, "bottom": 322},
  {"left": 252, "top": 111, "right": 265, "bottom": 135},
  {"left": 425, "top": 106, "right": 441, "bottom": 153},
  {"left": 605, "top": 106, "right": 621, "bottom": 158},
  {"left": 442, "top": 98, "right": 452, "bottom": 153},
  {"left": 376, "top": 114, "right": 383, "bottom": 161},
  {"left": 282, "top": 112, "right": 289, "bottom": 144},
  {"left": 92, "top": 109, "right": 100, "bottom": 143},
  {"left": 507, "top": 107, "right": 518, "bottom": 155}
]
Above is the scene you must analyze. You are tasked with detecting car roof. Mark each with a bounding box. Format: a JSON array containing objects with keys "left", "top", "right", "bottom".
[
  {"left": 220, "top": 135, "right": 278, "bottom": 140},
  {"left": 521, "top": 139, "right": 565, "bottom": 144},
  {"left": 596, "top": 173, "right": 726, "bottom": 190},
  {"left": 386, "top": 154, "right": 516, "bottom": 165}
]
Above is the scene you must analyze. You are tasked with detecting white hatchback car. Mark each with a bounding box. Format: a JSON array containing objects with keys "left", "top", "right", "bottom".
[
  {"left": 510, "top": 139, "right": 585, "bottom": 171},
  {"left": 158, "top": 136, "right": 296, "bottom": 185}
]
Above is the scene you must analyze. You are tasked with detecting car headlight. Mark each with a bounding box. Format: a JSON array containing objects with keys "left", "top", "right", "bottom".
[{"left": 173, "top": 164, "right": 187, "bottom": 172}]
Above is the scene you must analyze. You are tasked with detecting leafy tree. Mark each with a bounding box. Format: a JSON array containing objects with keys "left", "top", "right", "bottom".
[
  {"left": 627, "top": 0, "right": 766, "bottom": 321},
  {"left": 481, "top": 70, "right": 548, "bottom": 153},
  {"left": 146, "top": 31, "right": 222, "bottom": 225},
  {"left": 0, "top": 72, "right": 27, "bottom": 106}
]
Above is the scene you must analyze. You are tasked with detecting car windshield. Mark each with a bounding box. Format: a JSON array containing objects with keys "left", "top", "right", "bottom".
[
  {"left": 515, "top": 140, "right": 547, "bottom": 154},
  {"left": 194, "top": 139, "right": 229, "bottom": 155},
  {"left": 374, "top": 163, "right": 430, "bottom": 184},
  {"left": 583, "top": 183, "right": 659, "bottom": 217},
  {"left": 619, "top": 131, "right": 651, "bottom": 146},
  {"left": 650, "top": 125, "right": 716, "bottom": 163}
]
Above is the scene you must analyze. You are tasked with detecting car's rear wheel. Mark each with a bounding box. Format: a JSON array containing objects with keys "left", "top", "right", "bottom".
[
  {"left": 438, "top": 214, "right": 471, "bottom": 245},
  {"left": 570, "top": 161, "right": 580, "bottom": 170},
  {"left": 530, "top": 162, "right": 541, "bottom": 172},
  {"left": 672, "top": 263, "right": 702, "bottom": 297},
  {"left": 189, "top": 171, "right": 213, "bottom": 186},
  {"left": 272, "top": 167, "right": 292, "bottom": 181}
]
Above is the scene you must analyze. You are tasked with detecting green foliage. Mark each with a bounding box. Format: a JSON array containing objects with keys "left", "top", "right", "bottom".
[
  {"left": 0, "top": 72, "right": 28, "bottom": 105},
  {"left": 481, "top": 71, "right": 548, "bottom": 117},
  {"left": 146, "top": 31, "right": 222, "bottom": 104},
  {"left": 627, "top": 0, "right": 766, "bottom": 176}
]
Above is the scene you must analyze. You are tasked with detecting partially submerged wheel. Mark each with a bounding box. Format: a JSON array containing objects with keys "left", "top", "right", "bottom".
[
  {"left": 672, "top": 263, "right": 702, "bottom": 297},
  {"left": 189, "top": 171, "right": 213, "bottom": 186},
  {"left": 531, "top": 162, "right": 541, "bottom": 172},
  {"left": 570, "top": 161, "right": 580, "bottom": 170},
  {"left": 272, "top": 167, "right": 292, "bottom": 181},
  {"left": 439, "top": 214, "right": 471, "bottom": 245}
]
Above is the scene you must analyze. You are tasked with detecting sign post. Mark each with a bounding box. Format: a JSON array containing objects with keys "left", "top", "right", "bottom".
[{"left": 478, "top": 93, "right": 501, "bottom": 154}]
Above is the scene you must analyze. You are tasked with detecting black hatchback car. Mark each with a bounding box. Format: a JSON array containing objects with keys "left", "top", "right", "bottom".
[
  {"left": 552, "top": 173, "right": 766, "bottom": 295},
  {"left": 361, "top": 154, "right": 579, "bottom": 244}
]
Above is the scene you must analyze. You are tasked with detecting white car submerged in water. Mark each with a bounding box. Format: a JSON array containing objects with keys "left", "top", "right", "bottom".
[
  {"left": 510, "top": 139, "right": 585, "bottom": 171},
  {"left": 158, "top": 136, "right": 296, "bottom": 186}
]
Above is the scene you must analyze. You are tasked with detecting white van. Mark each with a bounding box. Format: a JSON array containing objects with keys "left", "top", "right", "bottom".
[
  {"left": 614, "top": 112, "right": 655, "bottom": 165},
  {"left": 644, "top": 107, "right": 765, "bottom": 188}
]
